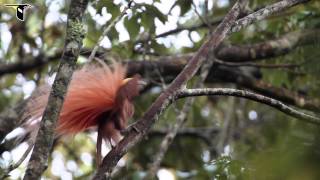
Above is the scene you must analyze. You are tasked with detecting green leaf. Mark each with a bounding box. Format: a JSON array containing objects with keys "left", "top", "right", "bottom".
[
  {"left": 107, "top": 26, "right": 119, "bottom": 41},
  {"left": 150, "top": 40, "right": 167, "bottom": 54},
  {"left": 124, "top": 15, "right": 140, "bottom": 40},
  {"left": 178, "top": 0, "right": 192, "bottom": 16},
  {"left": 141, "top": 13, "right": 155, "bottom": 32},
  {"left": 97, "top": 1, "right": 120, "bottom": 19},
  {"left": 144, "top": 4, "right": 167, "bottom": 24}
]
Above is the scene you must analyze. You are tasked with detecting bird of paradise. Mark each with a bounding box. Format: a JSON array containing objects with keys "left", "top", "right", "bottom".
[{"left": 23, "top": 61, "right": 142, "bottom": 165}]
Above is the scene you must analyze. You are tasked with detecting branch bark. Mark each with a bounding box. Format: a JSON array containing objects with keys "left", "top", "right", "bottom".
[
  {"left": 230, "top": 0, "right": 310, "bottom": 33},
  {"left": 88, "top": 1, "right": 133, "bottom": 62},
  {"left": 93, "top": 2, "right": 242, "bottom": 179},
  {"left": 23, "top": 1, "right": 89, "bottom": 179},
  {"left": 0, "top": 28, "right": 318, "bottom": 77},
  {"left": 0, "top": 55, "right": 318, "bottom": 151},
  {"left": 93, "top": 1, "right": 311, "bottom": 179},
  {"left": 146, "top": 30, "right": 220, "bottom": 177},
  {"left": 126, "top": 54, "right": 320, "bottom": 112},
  {"left": 216, "top": 29, "right": 319, "bottom": 62},
  {"left": 177, "top": 88, "right": 320, "bottom": 124}
]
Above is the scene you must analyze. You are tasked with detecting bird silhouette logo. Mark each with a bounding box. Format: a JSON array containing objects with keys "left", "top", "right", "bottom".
[{"left": 4, "top": 4, "right": 32, "bottom": 21}]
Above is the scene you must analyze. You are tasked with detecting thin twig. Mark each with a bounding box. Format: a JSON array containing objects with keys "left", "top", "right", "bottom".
[
  {"left": 145, "top": 25, "right": 219, "bottom": 178},
  {"left": 177, "top": 88, "right": 320, "bottom": 124},
  {"left": 93, "top": 1, "right": 310, "bottom": 178},
  {"left": 93, "top": 2, "right": 242, "bottom": 179},
  {"left": 1, "top": 141, "right": 34, "bottom": 179},
  {"left": 216, "top": 97, "right": 235, "bottom": 154},
  {"left": 191, "top": 1, "right": 212, "bottom": 29},
  {"left": 214, "top": 59, "right": 301, "bottom": 69},
  {"left": 87, "top": 1, "right": 133, "bottom": 62},
  {"left": 230, "top": 0, "right": 310, "bottom": 33},
  {"left": 145, "top": 1, "right": 251, "bottom": 176}
]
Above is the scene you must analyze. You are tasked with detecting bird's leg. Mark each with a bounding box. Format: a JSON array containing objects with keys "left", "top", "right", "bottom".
[
  {"left": 120, "top": 122, "right": 140, "bottom": 136},
  {"left": 108, "top": 138, "right": 116, "bottom": 149},
  {"left": 96, "top": 126, "right": 103, "bottom": 167}
]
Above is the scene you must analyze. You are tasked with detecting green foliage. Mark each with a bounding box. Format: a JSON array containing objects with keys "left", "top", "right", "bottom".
[
  {"left": 96, "top": 1, "right": 120, "bottom": 19},
  {"left": 173, "top": 0, "right": 193, "bottom": 16},
  {"left": 1, "top": 0, "right": 320, "bottom": 179},
  {"left": 143, "top": 4, "right": 167, "bottom": 24},
  {"left": 210, "top": 156, "right": 250, "bottom": 180},
  {"left": 124, "top": 15, "right": 140, "bottom": 40}
]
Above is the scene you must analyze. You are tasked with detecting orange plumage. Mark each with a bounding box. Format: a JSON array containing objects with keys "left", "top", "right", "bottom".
[{"left": 23, "top": 61, "right": 141, "bottom": 165}]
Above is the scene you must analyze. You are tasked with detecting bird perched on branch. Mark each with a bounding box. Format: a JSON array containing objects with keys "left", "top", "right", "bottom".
[{"left": 23, "top": 61, "right": 143, "bottom": 165}]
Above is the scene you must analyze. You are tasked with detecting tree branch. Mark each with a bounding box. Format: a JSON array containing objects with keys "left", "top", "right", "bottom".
[
  {"left": 214, "top": 59, "right": 301, "bottom": 69},
  {"left": 93, "top": 3, "right": 240, "bottom": 180},
  {"left": 146, "top": 28, "right": 220, "bottom": 177},
  {"left": 0, "top": 28, "right": 318, "bottom": 77},
  {"left": 126, "top": 55, "right": 320, "bottom": 112},
  {"left": 93, "top": 2, "right": 242, "bottom": 179},
  {"left": 93, "top": 1, "right": 311, "bottom": 178},
  {"left": 177, "top": 88, "right": 320, "bottom": 125},
  {"left": 240, "top": 79, "right": 320, "bottom": 112},
  {"left": 216, "top": 29, "right": 319, "bottom": 62},
  {"left": 0, "top": 56, "right": 318, "bottom": 150},
  {"left": 1, "top": 140, "right": 34, "bottom": 179},
  {"left": 135, "top": 3, "right": 264, "bottom": 44},
  {"left": 23, "top": 0, "right": 89, "bottom": 179},
  {"left": 0, "top": 54, "right": 59, "bottom": 77},
  {"left": 88, "top": 1, "right": 133, "bottom": 62},
  {"left": 230, "top": 0, "right": 310, "bottom": 33},
  {"left": 145, "top": 95, "right": 194, "bottom": 178}
]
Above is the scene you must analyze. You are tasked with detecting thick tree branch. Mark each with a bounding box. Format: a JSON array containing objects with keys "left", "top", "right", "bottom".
[
  {"left": 144, "top": 0, "right": 312, "bottom": 170},
  {"left": 23, "top": 0, "right": 89, "bottom": 179},
  {"left": 0, "top": 56, "right": 318, "bottom": 149},
  {"left": 230, "top": 0, "right": 310, "bottom": 33},
  {"left": 134, "top": 3, "right": 284, "bottom": 44},
  {"left": 146, "top": 95, "right": 194, "bottom": 178},
  {"left": 0, "top": 52, "right": 61, "bottom": 76},
  {"left": 177, "top": 88, "right": 320, "bottom": 124},
  {"left": 0, "top": 1, "right": 315, "bottom": 175},
  {"left": 0, "top": 28, "right": 318, "bottom": 77},
  {"left": 216, "top": 29, "right": 319, "bottom": 62},
  {"left": 93, "top": 2, "right": 242, "bottom": 179},
  {"left": 146, "top": 32, "right": 219, "bottom": 177},
  {"left": 213, "top": 59, "right": 301, "bottom": 68},
  {"left": 93, "top": 1, "right": 311, "bottom": 178},
  {"left": 240, "top": 79, "right": 320, "bottom": 112},
  {"left": 127, "top": 57, "right": 320, "bottom": 112}
]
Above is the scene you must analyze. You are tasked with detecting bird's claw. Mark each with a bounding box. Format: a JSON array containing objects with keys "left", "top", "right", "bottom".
[
  {"left": 121, "top": 123, "right": 140, "bottom": 136},
  {"left": 108, "top": 139, "right": 115, "bottom": 149}
]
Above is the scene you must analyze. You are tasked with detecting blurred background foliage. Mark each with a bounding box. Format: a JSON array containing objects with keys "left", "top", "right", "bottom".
[{"left": 0, "top": 0, "right": 320, "bottom": 179}]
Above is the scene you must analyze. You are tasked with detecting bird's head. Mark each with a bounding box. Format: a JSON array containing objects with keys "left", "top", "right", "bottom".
[
  {"left": 120, "top": 74, "right": 146, "bottom": 100},
  {"left": 122, "top": 75, "right": 146, "bottom": 89}
]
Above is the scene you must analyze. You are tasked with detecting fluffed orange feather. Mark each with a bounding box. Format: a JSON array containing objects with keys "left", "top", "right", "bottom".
[
  {"left": 23, "top": 61, "right": 140, "bottom": 165},
  {"left": 57, "top": 62, "right": 127, "bottom": 135}
]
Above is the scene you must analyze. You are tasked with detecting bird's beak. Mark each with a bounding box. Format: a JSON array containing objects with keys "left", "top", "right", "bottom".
[
  {"left": 122, "top": 77, "right": 147, "bottom": 90},
  {"left": 122, "top": 78, "right": 132, "bottom": 85}
]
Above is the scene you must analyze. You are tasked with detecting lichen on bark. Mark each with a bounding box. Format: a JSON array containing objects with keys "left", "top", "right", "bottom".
[{"left": 23, "top": 1, "right": 89, "bottom": 180}]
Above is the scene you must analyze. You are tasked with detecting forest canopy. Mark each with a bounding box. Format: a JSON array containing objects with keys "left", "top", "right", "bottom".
[{"left": 0, "top": 0, "right": 320, "bottom": 179}]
